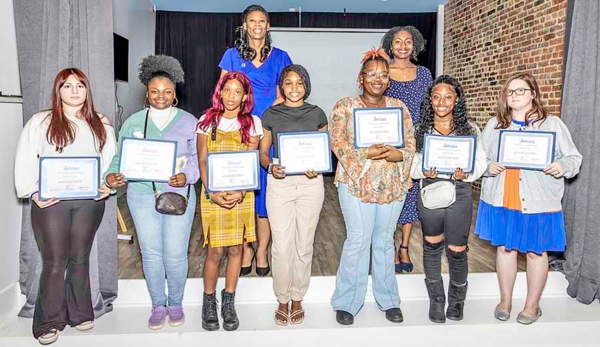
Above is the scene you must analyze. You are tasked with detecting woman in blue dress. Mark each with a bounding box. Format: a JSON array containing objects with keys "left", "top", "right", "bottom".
[
  {"left": 381, "top": 26, "right": 433, "bottom": 273},
  {"left": 219, "top": 4, "right": 293, "bottom": 277}
]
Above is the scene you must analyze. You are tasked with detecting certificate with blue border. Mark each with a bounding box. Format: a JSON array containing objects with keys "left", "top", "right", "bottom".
[
  {"left": 38, "top": 156, "right": 101, "bottom": 201},
  {"left": 206, "top": 150, "right": 260, "bottom": 192},
  {"left": 353, "top": 107, "right": 405, "bottom": 148},
  {"left": 422, "top": 134, "right": 477, "bottom": 174},
  {"left": 277, "top": 131, "right": 332, "bottom": 175},
  {"left": 118, "top": 137, "right": 178, "bottom": 182},
  {"left": 498, "top": 130, "right": 556, "bottom": 171}
]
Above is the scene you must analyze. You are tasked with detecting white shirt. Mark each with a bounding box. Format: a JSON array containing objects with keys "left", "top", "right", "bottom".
[
  {"left": 196, "top": 114, "right": 264, "bottom": 138},
  {"left": 149, "top": 106, "right": 175, "bottom": 131},
  {"left": 14, "top": 111, "right": 117, "bottom": 198}
]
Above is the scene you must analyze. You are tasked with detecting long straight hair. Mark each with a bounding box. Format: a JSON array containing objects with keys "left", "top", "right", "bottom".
[
  {"left": 496, "top": 72, "right": 548, "bottom": 129},
  {"left": 197, "top": 72, "right": 256, "bottom": 144},
  {"left": 46, "top": 68, "right": 107, "bottom": 152}
]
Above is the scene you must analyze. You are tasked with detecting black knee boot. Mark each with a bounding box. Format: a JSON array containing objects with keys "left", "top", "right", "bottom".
[
  {"left": 202, "top": 292, "right": 220, "bottom": 331},
  {"left": 423, "top": 240, "right": 445, "bottom": 323},
  {"left": 446, "top": 247, "right": 468, "bottom": 321},
  {"left": 221, "top": 290, "right": 239, "bottom": 331}
]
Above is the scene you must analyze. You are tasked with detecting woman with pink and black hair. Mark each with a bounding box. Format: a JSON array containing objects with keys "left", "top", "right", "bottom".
[{"left": 196, "top": 71, "right": 263, "bottom": 332}]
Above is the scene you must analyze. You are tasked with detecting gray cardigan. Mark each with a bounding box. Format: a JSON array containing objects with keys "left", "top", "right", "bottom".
[{"left": 480, "top": 116, "right": 582, "bottom": 214}]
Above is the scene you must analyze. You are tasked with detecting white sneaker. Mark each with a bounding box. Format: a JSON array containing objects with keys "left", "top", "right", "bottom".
[
  {"left": 75, "top": 320, "right": 95, "bottom": 331},
  {"left": 38, "top": 329, "right": 58, "bottom": 345}
]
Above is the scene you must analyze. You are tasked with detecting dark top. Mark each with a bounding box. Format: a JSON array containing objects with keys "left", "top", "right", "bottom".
[
  {"left": 384, "top": 65, "right": 433, "bottom": 125},
  {"left": 261, "top": 102, "right": 328, "bottom": 158}
]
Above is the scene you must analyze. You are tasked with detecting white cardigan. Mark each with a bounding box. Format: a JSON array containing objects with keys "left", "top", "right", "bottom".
[{"left": 14, "top": 111, "right": 117, "bottom": 198}]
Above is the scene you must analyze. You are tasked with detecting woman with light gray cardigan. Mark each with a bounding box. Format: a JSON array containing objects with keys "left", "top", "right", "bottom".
[{"left": 475, "top": 72, "right": 582, "bottom": 325}]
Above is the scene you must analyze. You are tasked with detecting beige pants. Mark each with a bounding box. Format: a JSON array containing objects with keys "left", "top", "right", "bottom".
[{"left": 266, "top": 173, "right": 325, "bottom": 304}]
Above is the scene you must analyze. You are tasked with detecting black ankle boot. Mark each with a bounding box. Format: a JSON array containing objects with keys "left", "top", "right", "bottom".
[
  {"left": 424, "top": 279, "right": 446, "bottom": 323},
  {"left": 446, "top": 282, "right": 468, "bottom": 321},
  {"left": 202, "top": 292, "right": 220, "bottom": 331},
  {"left": 221, "top": 290, "right": 239, "bottom": 331}
]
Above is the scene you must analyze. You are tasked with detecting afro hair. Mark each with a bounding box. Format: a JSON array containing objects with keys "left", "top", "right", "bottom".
[{"left": 138, "top": 54, "right": 185, "bottom": 86}]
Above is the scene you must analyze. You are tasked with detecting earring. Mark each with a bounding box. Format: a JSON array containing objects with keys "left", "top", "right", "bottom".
[{"left": 172, "top": 98, "right": 179, "bottom": 107}]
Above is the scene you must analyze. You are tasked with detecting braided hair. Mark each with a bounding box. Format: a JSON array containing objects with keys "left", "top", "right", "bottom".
[
  {"left": 415, "top": 75, "right": 476, "bottom": 152},
  {"left": 138, "top": 55, "right": 185, "bottom": 86},
  {"left": 234, "top": 5, "right": 272, "bottom": 63},
  {"left": 278, "top": 64, "right": 311, "bottom": 100},
  {"left": 381, "top": 26, "right": 426, "bottom": 61}
]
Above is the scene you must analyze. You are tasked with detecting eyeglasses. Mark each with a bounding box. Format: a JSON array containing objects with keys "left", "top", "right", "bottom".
[
  {"left": 506, "top": 88, "right": 531, "bottom": 96},
  {"left": 362, "top": 71, "right": 390, "bottom": 80}
]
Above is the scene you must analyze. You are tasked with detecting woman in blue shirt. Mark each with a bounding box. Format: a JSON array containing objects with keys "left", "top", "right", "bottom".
[{"left": 219, "top": 4, "right": 292, "bottom": 277}]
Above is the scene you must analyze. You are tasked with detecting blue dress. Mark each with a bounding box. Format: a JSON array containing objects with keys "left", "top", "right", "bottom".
[
  {"left": 384, "top": 65, "right": 432, "bottom": 224},
  {"left": 219, "top": 47, "right": 293, "bottom": 217}
]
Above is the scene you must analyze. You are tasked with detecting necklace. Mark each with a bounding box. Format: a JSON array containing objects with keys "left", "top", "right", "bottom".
[
  {"left": 390, "top": 65, "right": 416, "bottom": 80},
  {"left": 360, "top": 95, "right": 386, "bottom": 108}
]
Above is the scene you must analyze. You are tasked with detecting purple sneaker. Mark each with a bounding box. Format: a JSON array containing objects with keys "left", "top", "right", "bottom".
[
  {"left": 168, "top": 305, "right": 185, "bottom": 327},
  {"left": 148, "top": 305, "right": 167, "bottom": 330}
]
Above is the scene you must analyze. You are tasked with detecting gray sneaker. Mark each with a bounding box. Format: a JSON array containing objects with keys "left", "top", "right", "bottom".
[{"left": 148, "top": 305, "right": 167, "bottom": 330}]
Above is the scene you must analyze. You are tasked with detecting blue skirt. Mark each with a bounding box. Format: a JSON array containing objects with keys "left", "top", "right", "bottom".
[{"left": 474, "top": 200, "right": 566, "bottom": 254}]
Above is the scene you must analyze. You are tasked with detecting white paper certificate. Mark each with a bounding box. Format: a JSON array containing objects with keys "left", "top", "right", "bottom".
[
  {"left": 498, "top": 130, "right": 556, "bottom": 170},
  {"left": 353, "top": 107, "right": 405, "bottom": 148},
  {"left": 277, "top": 131, "right": 332, "bottom": 175},
  {"left": 118, "top": 137, "right": 178, "bottom": 182},
  {"left": 39, "top": 157, "right": 100, "bottom": 200},
  {"left": 422, "top": 135, "right": 477, "bottom": 174},
  {"left": 207, "top": 151, "right": 260, "bottom": 191}
]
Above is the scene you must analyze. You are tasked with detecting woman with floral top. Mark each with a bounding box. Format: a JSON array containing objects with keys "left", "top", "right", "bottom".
[{"left": 330, "top": 48, "right": 416, "bottom": 326}]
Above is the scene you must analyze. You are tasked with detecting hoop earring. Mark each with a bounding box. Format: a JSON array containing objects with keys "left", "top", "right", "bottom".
[{"left": 172, "top": 98, "right": 179, "bottom": 107}]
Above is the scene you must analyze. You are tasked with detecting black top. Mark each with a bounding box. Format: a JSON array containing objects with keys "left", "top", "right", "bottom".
[{"left": 261, "top": 102, "right": 328, "bottom": 158}]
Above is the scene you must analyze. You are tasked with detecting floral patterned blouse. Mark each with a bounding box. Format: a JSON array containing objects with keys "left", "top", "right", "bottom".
[{"left": 330, "top": 96, "right": 416, "bottom": 204}]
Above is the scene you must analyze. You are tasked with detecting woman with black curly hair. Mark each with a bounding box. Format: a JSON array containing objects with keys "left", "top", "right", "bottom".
[
  {"left": 105, "top": 55, "right": 199, "bottom": 330},
  {"left": 410, "top": 75, "right": 486, "bottom": 324},
  {"left": 218, "top": 4, "right": 293, "bottom": 278},
  {"left": 381, "top": 25, "right": 433, "bottom": 274}
]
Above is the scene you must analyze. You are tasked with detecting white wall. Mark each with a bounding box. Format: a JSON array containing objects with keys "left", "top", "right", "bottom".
[
  {"left": 0, "top": 0, "right": 24, "bottom": 318},
  {"left": 113, "top": 0, "right": 156, "bottom": 128}
]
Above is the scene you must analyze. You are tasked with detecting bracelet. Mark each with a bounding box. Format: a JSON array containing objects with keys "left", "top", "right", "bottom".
[{"left": 204, "top": 190, "right": 214, "bottom": 204}]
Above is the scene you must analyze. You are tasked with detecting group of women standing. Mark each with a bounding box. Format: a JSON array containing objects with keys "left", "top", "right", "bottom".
[{"left": 13, "top": 3, "right": 582, "bottom": 345}]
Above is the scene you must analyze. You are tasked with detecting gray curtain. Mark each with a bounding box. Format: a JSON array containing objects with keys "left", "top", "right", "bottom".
[
  {"left": 13, "top": 0, "right": 118, "bottom": 317},
  {"left": 561, "top": 0, "right": 600, "bottom": 304}
]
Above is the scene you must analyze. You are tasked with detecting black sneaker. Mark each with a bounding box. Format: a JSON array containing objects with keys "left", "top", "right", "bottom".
[
  {"left": 335, "top": 310, "right": 354, "bottom": 325},
  {"left": 385, "top": 308, "right": 404, "bottom": 323}
]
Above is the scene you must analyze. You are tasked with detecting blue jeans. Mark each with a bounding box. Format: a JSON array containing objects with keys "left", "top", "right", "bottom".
[
  {"left": 331, "top": 183, "right": 405, "bottom": 316},
  {"left": 127, "top": 187, "right": 196, "bottom": 307}
]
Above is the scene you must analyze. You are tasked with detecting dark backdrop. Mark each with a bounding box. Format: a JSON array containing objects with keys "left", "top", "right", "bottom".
[{"left": 156, "top": 11, "right": 437, "bottom": 117}]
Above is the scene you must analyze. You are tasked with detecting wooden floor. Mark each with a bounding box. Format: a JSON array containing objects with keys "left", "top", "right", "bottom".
[{"left": 117, "top": 177, "right": 526, "bottom": 279}]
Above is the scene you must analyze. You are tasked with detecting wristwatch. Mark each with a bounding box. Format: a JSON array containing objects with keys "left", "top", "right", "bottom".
[{"left": 267, "top": 163, "right": 274, "bottom": 174}]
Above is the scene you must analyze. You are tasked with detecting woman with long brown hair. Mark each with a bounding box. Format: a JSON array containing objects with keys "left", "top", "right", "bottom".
[
  {"left": 14, "top": 68, "right": 117, "bottom": 345},
  {"left": 476, "top": 73, "right": 582, "bottom": 324}
]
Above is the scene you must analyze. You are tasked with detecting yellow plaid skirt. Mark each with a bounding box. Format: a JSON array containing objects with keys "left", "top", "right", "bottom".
[{"left": 201, "top": 129, "right": 256, "bottom": 248}]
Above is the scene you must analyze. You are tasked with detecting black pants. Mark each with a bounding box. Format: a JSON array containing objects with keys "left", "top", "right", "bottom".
[
  {"left": 418, "top": 178, "right": 472, "bottom": 285},
  {"left": 31, "top": 199, "right": 105, "bottom": 338}
]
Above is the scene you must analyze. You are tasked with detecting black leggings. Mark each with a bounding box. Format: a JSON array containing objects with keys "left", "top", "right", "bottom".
[
  {"left": 31, "top": 199, "right": 105, "bottom": 338},
  {"left": 418, "top": 178, "right": 472, "bottom": 285}
]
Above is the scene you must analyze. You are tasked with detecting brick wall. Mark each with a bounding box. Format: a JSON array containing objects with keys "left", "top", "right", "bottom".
[{"left": 443, "top": 0, "right": 567, "bottom": 190}]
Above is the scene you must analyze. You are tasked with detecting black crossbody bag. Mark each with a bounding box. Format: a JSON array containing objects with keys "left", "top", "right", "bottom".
[{"left": 143, "top": 109, "right": 190, "bottom": 215}]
